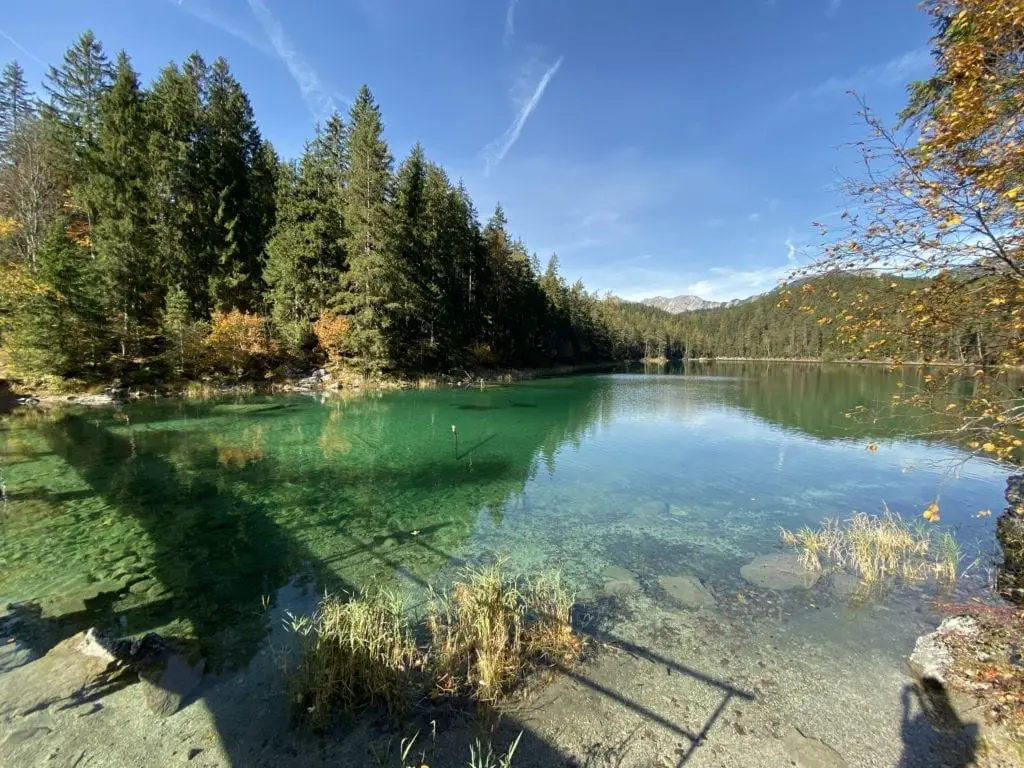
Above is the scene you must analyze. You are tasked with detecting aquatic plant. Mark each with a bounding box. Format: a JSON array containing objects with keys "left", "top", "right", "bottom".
[
  {"left": 286, "top": 562, "right": 581, "bottom": 728},
  {"left": 427, "top": 561, "right": 581, "bottom": 702},
  {"left": 780, "top": 509, "right": 962, "bottom": 585},
  {"left": 285, "top": 590, "right": 424, "bottom": 727}
]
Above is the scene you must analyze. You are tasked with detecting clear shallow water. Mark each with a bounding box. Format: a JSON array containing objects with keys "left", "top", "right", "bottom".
[{"left": 0, "top": 363, "right": 1009, "bottom": 667}]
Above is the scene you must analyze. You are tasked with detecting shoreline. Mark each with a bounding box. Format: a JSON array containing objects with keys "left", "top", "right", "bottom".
[{"left": 0, "top": 361, "right": 623, "bottom": 410}]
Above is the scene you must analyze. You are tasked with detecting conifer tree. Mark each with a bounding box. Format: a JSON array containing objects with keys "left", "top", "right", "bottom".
[
  {"left": 42, "top": 30, "right": 114, "bottom": 180},
  {"left": 88, "top": 52, "right": 157, "bottom": 360},
  {"left": 335, "top": 85, "right": 395, "bottom": 371},
  {"left": 265, "top": 120, "right": 347, "bottom": 353},
  {"left": 0, "top": 61, "right": 36, "bottom": 163}
]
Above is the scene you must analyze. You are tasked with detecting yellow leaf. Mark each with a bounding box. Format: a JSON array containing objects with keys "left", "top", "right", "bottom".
[{"left": 983, "top": 443, "right": 996, "bottom": 452}]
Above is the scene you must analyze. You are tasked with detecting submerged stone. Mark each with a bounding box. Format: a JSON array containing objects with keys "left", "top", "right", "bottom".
[
  {"left": 740, "top": 554, "right": 821, "bottom": 590},
  {"left": 601, "top": 564, "right": 640, "bottom": 597},
  {"left": 657, "top": 574, "right": 715, "bottom": 609},
  {"left": 782, "top": 727, "right": 849, "bottom": 768}
]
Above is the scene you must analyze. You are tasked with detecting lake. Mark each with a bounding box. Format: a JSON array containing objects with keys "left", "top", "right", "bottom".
[{"left": 0, "top": 363, "right": 1012, "bottom": 765}]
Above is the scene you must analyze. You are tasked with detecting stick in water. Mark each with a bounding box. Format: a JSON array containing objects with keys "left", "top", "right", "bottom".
[{"left": 451, "top": 424, "right": 458, "bottom": 459}]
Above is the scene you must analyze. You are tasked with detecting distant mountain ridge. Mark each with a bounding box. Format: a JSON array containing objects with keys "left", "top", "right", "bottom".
[{"left": 640, "top": 295, "right": 727, "bottom": 313}]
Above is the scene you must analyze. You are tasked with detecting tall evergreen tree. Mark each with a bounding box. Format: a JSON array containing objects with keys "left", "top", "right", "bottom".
[
  {"left": 335, "top": 85, "right": 395, "bottom": 371},
  {"left": 203, "top": 57, "right": 275, "bottom": 312},
  {"left": 265, "top": 120, "right": 348, "bottom": 353},
  {"left": 42, "top": 30, "right": 114, "bottom": 180},
  {"left": 148, "top": 58, "right": 205, "bottom": 309},
  {"left": 0, "top": 61, "right": 36, "bottom": 163},
  {"left": 88, "top": 52, "right": 157, "bottom": 360}
]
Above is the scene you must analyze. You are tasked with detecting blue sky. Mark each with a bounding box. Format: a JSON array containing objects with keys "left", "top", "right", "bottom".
[{"left": 1, "top": 0, "right": 934, "bottom": 301}]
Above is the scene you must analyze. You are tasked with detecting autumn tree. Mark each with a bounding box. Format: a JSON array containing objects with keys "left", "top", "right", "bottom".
[{"left": 806, "top": 0, "right": 1024, "bottom": 464}]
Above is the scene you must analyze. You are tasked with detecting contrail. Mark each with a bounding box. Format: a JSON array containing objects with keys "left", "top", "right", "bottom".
[
  {"left": 0, "top": 27, "right": 45, "bottom": 66},
  {"left": 246, "top": 0, "right": 339, "bottom": 121},
  {"left": 486, "top": 55, "right": 563, "bottom": 173}
]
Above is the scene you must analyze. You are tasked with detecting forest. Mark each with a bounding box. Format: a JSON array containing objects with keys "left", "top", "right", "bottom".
[{"left": 0, "top": 32, "right": 1006, "bottom": 388}]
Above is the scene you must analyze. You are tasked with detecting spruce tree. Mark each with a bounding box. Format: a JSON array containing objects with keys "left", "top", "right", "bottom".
[
  {"left": 42, "top": 30, "right": 114, "bottom": 178},
  {"left": 0, "top": 61, "right": 36, "bottom": 163},
  {"left": 335, "top": 85, "right": 395, "bottom": 371},
  {"left": 89, "top": 52, "right": 157, "bottom": 360},
  {"left": 3, "top": 224, "right": 108, "bottom": 377},
  {"left": 264, "top": 122, "right": 347, "bottom": 354}
]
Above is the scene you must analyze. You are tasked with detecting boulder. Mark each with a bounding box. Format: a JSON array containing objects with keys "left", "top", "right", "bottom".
[
  {"left": 657, "top": 574, "right": 716, "bottom": 609},
  {"left": 0, "top": 629, "right": 125, "bottom": 716},
  {"left": 830, "top": 571, "right": 860, "bottom": 600},
  {"left": 740, "top": 554, "right": 821, "bottom": 590},
  {"left": 907, "top": 616, "right": 979, "bottom": 684}
]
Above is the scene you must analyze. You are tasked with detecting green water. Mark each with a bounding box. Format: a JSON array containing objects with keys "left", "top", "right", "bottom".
[{"left": 0, "top": 363, "right": 1009, "bottom": 666}]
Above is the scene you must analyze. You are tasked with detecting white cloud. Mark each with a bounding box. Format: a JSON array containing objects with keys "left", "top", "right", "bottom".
[
  {"left": 0, "top": 27, "right": 45, "bottom": 66},
  {"left": 827, "top": 0, "right": 842, "bottom": 14},
  {"left": 504, "top": 0, "right": 519, "bottom": 46},
  {"left": 747, "top": 212, "right": 762, "bottom": 223},
  {"left": 705, "top": 217, "right": 726, "bottom": 228},
  {"left": 792, "top": 47, "right": 932, "bottom": 101},
  {"left": 246, "top": 0, "right": 340, "bottom": 121},
  {"left": 484, "top": 55, "right": 564, "bottom": 173}
]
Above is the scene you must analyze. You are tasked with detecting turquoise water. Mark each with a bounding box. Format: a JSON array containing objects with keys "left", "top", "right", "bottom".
[{"left": 0, "top": 363, "right": 1009, "bottom": 666}]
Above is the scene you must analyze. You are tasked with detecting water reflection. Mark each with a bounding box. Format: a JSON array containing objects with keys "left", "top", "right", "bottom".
[{"left": 0, "top": 365, "right": 1009, "bottom": 665}]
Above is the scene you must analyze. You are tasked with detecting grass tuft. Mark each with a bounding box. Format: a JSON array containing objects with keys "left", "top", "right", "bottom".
[
  {"left": 780, "top": 508, "right": 961, "bottom": 585},
  {"left": 286, "top": 561, "right": 581, "bottom": 729}
]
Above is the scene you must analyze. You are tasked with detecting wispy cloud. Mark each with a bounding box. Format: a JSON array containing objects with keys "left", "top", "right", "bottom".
[
  {"left": 170, "top": 0, "right": 274, "bottom": 56},
  {"left": 503, "top": 0, "right": 519, "bottom": 46},
  {"left": 484, "top": 55, "right": 564, "bottom": 173},
  {"left": 827, "top": 0, "right": 842, "bottom": 14},
  {"left": 0, "top": 27, "right": 45, "bottom": 66},
  {"left": 705, "top": 217, "right": 726, "bottom": 228},
  {"left": 747, "top": 212, "right": 762, "bottom": 224},
  {"left": 791, "top": 47, "right": 932, "bottom": 101},
  {"left": 246, "top": 0, "right": 340, "bottom": 121}
]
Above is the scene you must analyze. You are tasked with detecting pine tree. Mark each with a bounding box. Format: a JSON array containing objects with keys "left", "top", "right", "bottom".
[
  {"left": 42, "top": 30, "right": 114, "bottom": 179},
  {"left": 265, "top": 121, "right": 347, "bottom": 354},
  {"left": 160, "top": 285, "right": 208, "bottom": 376},
  {"left": 88, "top": 52, "right": 157, "bottom": 360},
  {"left": 148, "top": 59, "right": 205, "bottom": 311},
  {"left": 335, "top": 85, "right": 395, "bottom": 371},
  {"left": 203, "top": 58, "right": 276, "bottom": 313},
  {"left": 3, "top": 223, "right": 109, "bottom": 377},
  {"left": 0, "top": 61, "right": 36, "bottom": 163}
]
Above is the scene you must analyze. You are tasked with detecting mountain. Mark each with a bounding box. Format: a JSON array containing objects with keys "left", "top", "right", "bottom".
[{"left": 640, "top": 295, "right": 727, "bottom": 313}]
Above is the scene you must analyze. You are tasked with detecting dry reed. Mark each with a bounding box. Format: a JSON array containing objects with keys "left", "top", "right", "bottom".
[{"left": 780, "top": 509, "right": 961, "bottom": 585}]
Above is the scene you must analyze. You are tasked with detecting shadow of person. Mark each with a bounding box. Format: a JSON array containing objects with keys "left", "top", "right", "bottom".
[{"left": 898, "top": 678, "right": 979, "bottom": 768}]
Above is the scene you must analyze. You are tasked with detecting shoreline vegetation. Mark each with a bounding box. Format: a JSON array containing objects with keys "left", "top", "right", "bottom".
[{"left": 0, "top": 32, "right": 1011, "bottom": 404}]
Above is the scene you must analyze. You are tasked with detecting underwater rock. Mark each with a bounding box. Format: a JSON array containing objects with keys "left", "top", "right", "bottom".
[
  {"left": 829, "top": 571, "right": 860, "bottom": 600},
  {"left": 140, "top": 653, "right": 205, "bottom": 718},
  {"left": 907, "top": 616, "right": 979, "bottom": 684},
  {"left": 657, "top": 574, "right": 715, "bottom": 609},
  {"left": 782, "top": 727, "right": 849, "bottom": 768},
  {"left": 740, "top": 554, "right": 821, "bottom": 590},
  {"left": 601, "top": 564, "right": 641, "bottom": 597}
]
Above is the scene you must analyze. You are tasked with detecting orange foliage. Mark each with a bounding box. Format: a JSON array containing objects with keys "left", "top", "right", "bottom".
[
  {"left": 204, "top": 310, "right": 277, "bottom": 375},
  {"left": 312, "top": 311, "right": 350, "bottom": 365}
]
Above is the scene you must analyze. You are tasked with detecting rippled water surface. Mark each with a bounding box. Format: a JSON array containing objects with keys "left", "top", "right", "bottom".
[{"left": 0, "top": 363, "right": 1009, "bottom": 666}]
